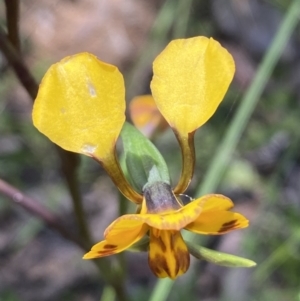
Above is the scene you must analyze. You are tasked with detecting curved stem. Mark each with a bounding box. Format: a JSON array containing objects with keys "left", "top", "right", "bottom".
[
  {"left": 93, "top": 150, "right": 143, "bottom": 204},
  {"left": 173, "top": 130, "right": 196, "bottom": 195}
]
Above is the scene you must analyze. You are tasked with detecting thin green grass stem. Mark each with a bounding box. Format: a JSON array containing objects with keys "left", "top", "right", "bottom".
[
  {"left": 196, "top": 0, "right": 300, "bottom": 197},
  {"left": 253, "top": 229, "right": 300, "bottom": 284},
  {"left": 127, "top": 0, "right": 192, "bottom": 99},
  {"left": 100, "top": 286, "right": 116, "bottom": 301},
  {"left": 149, "top": 278, "right": 174, "bottom": 301},
  {"left": 173, "top": 0, "right": 193, "bottom": 38},
  {"left": 149, "top": 1, "right": 300, "bottom": 300}
]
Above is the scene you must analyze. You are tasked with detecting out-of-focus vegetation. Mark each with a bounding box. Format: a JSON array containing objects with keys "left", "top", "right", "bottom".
[{"left": 1, "top": 0, "right": 300, "bottom": 301}]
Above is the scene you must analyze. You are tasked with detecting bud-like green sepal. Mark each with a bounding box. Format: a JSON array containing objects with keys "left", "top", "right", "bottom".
[{"left": 121, "top": 122, "right": 170, "bottom": 192}]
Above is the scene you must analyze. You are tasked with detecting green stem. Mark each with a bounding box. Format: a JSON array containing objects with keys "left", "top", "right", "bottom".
[{"left": 58, "top": 148, "right": 92, "bottom": 247}]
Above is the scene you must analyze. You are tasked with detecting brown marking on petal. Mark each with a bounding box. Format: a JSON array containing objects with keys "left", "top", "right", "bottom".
[
  {"left": 158, "top": 256, "right": 171, "bottom": 277},
  {"left": 218, "top": 219, "right": 238, "bottom": 233},
  {"left": 171, "top": 232, "right": 190, "bottom": 277},
  {"left": 97, "top": 250, "right": 115, "bottom": 256},
  {"left": 149, "top": 230, "right": 190, "bottom": 279},
  {"left": 223, "top": 220, "right": 237, "bottom": 227},
  {"left": 103, "top": 244, "right": 117, "bottom": 249},
  {"left": 174, "top": 247, "right": 190, "bottom": 275},
  {"left": 148, "top": 253, "right": 170, "bottom": 277},
  {"left": 94, "top": 244, "right": 119, "bottom": 256},
  {"left": 151, "top": 233, "right": 167, "bottom": 253},
  {"left": 173, "top": 232, "right": 190, "bottom": 276},
  {"left": 170, "top": 235, "right": 175, "bottom": 251},
  {"left": 173, "top": 251, "right": 180, "bottom": 276}
]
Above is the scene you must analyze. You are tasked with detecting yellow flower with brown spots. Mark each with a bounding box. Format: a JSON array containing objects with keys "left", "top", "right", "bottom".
[
  {"left": 83, "top": 182, "right": 248, "bottom": 279},
  {"left": 32, "top": 36, "right": 253, "bottom": 279}
]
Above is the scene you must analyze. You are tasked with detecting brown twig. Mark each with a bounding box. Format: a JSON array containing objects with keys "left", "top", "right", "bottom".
[
  {"left": 0, "top": 11, "right": 130, "bottom": 300},
  {"left": 0, "top": 178, "right": 86, "bottom": 249},
  {"left": 4, "top": 0, "right": 21, "bottom": 51},
  {"left": 0, "top": 25, "right": 38, "bottom": 98},
  {"left": 0, "top": 24, "right": 92, "bottom": 248}
]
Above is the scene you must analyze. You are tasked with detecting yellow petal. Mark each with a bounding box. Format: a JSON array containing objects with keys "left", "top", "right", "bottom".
[
  {"left": 114, "top": 197, "right": 204, "bottom": 230},
  {"left": 33, "top": 53, "right": 125, "bottom": 159},
  {"left": 83, "top": 240, "right": 118, "bottom": 259},
  {"left": 185, "top": 211, "right": 249, "bottom": 235},
  {"left": 104, "top": 217, "right": 148, "bottom": 244},
  {"left": 151, "top": 37, "right": 235, "bottom": 134},
  {"left": 83, "top": 220, "right": 148, "bottom": 259},
  {"left": 129, "top": 94, "right": 168, "bottom": 137},
  {"left": 200, "top": 194, "right": 234, "bottom": 212},
  {"left": 148, "top": 229, "right": 189, "bottom": 279}
]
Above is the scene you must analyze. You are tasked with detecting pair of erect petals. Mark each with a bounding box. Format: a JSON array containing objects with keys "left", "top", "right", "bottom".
[
  {"left": 33, "top": 36, "right": 234, "bottom": 160},
  {"left": 33, "top": 36, "right": 235, "bottom": 198}
]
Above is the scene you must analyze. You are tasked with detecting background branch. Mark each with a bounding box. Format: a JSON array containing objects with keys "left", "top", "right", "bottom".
[
  {"left": 0, "top": 178, "right": 86, "bottom": 249},
  {"left": 0, "top": 25, "right": 37, "bottom": 98},
  {"left": 0, "top": 10, "right": 130, "bottom": 300},
  {"left": 0, "top": 23, "right": 92, "bottom": 247},
  {"left": 4, "top": 0, "right": 21, "bottom": 51}
]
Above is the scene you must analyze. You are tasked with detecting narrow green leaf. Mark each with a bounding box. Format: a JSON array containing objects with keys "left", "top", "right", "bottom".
[
  {"left": 187, "top": 241, "right": 256, "bottom": 268},
  {"left": 121, "top": 122, "right": 170, "bottom": 192}
]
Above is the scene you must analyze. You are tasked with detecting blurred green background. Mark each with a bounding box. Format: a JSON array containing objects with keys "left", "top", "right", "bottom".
[{"left": 1, "top": 0, "right": 300, "bottom": 300}]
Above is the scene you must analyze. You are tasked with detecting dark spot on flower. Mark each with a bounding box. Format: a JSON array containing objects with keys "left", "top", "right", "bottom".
[
  {"left": 173, "top": 252, "right": 180, "bottom": 275},
  {"left": 151, "top": 234, "right": 167, "bottom": 252},
  {"left": 149, "top": 253, "right": 169, "bottom": 277},
  {"left": 223, "top": 220, "right": 237, "bottom": 227},
  {"left": 218, "top": 219, "right": 238, "bottom": 233},
  {"left": 103, "top": 244, "right": 117, "bottom": 249},
  {"left": 170, "top": 235, "right": 175, "bottom": 250},
  {"left": 97, "top": 250, "right": 115, "bottom": 256},
  {"left": 158, "top": 256, "right": 170, "bottom": 277},
  {"left": 174, "top": 248, "right": 190, "bottom": 275}
]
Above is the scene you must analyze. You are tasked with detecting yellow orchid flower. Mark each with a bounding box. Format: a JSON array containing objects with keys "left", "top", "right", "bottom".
[
  {"left": 83, "top": 182, "right": 248, "bottom": 279},
  {"left": 32, "top": 36, "right": 252, "bottom": 279}
]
